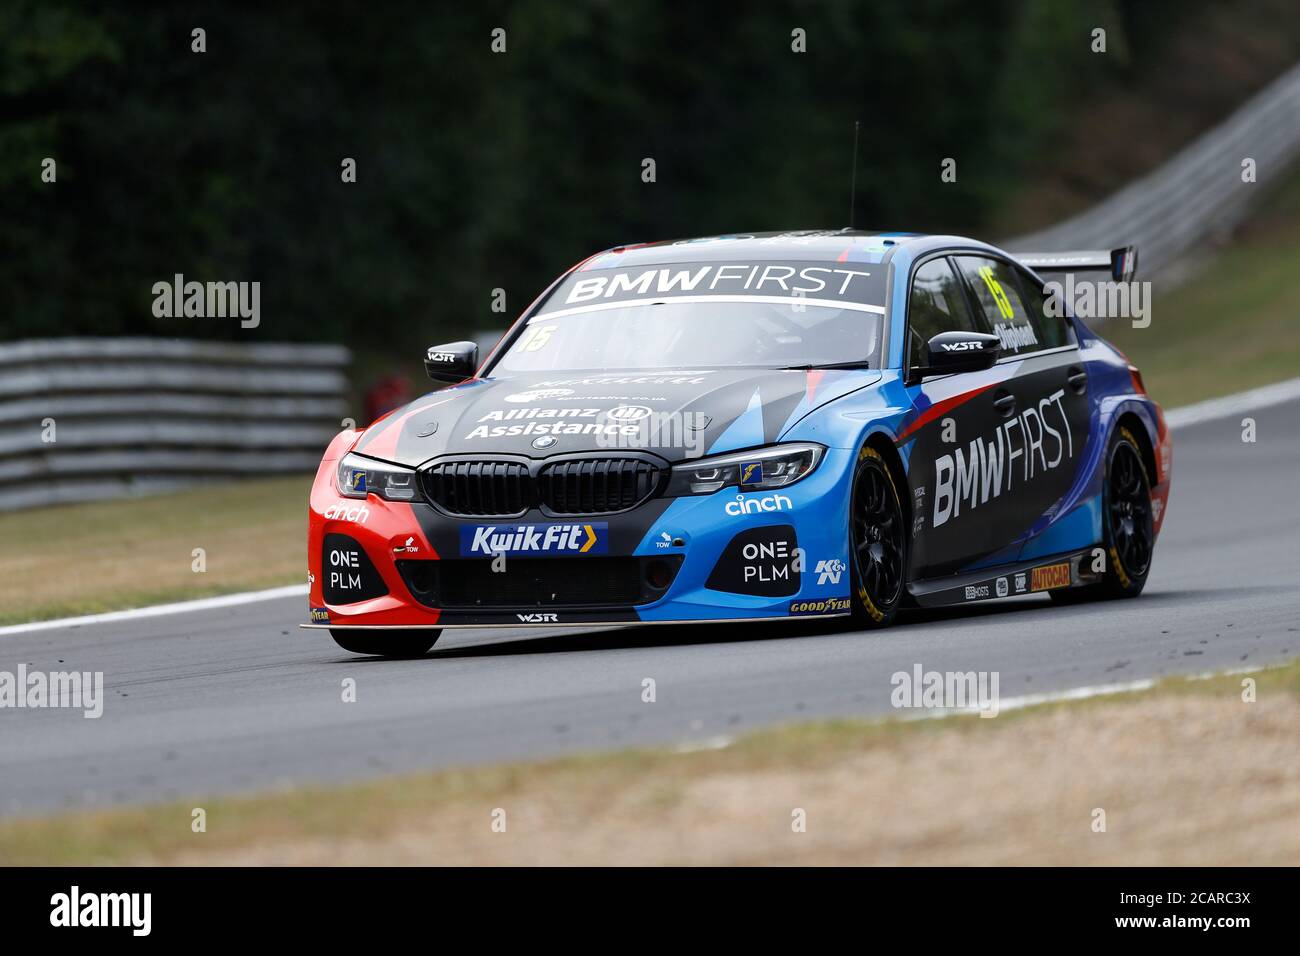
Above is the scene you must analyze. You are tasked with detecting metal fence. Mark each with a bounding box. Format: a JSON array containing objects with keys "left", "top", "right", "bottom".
[
  {"left": 0, "top": 338, "right": 349, "bottom": 511},
  {"left": 1006, "top": 61, "right": 1300, "bottom": 278}
]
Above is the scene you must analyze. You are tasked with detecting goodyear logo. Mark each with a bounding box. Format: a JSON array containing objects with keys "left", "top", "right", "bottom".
[
  {"left": 789, "top": 597, "right": 851, "bottom": 615},
  {"left": 309, "top": 606, "right": 330, "bottom": 624},
  {"left": 461, "top": 522, "right": 608, "bottom": 557},
  {"left": 1031, "top": 561, "right": 1071, "bottom": 591},
  {"left": 739, "top": 461, "right": 764, "bottom": 485}
]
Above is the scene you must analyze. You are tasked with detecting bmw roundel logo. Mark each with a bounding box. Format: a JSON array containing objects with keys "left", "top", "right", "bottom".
[
  {"left": 605, "top": 404, "right": 652, "bottom": 422},
  {"left": 532, "top": 435, "right": 558, "bottom": 449}
]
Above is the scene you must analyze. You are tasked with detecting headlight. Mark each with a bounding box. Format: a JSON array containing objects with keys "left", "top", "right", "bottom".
[
  {"left": 336, "top": 453, "right": 420, "bottom": 501},
  {"left": 663, "top": 442, "right": 824, "bottom": 497}
]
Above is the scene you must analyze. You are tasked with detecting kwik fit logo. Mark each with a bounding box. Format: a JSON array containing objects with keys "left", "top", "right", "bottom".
[{"left": 461, "top": 522, "right": 608, "bottom": 557}]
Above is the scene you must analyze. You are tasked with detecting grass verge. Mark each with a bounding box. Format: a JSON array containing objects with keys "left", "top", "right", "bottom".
[
  {"left": 3, "top": 659, "right": 1296, "bottom": 866},
  {"left": 0, "top": 476, "right": 309, "bottom": 625}
]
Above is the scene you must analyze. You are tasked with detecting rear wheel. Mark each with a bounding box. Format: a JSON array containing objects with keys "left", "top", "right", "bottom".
[
  {"left": 849, "top": 446, "right": 909, "bottom": 627},
  {"left": 1050, "top": 425, "right": 1153, "bottom": 604},
  {"left": 329, "top": 629, "right": 440, "bottom": 657}
]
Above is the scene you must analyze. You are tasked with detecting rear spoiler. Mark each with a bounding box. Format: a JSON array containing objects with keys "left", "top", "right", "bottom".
[{"left": 1010, "top": 246, "right": 1139, "bottom": 282}]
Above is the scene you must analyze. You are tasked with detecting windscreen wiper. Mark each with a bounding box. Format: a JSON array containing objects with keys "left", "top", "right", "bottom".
[{"left": 778, "top": 360, "right": 874, "bottom": 370}]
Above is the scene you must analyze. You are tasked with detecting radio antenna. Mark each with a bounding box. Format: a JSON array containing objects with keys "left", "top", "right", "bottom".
[{"left": 847, "top": 120, "right": 860, "bottom": 230}]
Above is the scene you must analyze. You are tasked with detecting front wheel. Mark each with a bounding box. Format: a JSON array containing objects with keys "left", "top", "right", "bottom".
[
  {"left": 849, "top": 446, "right": 909, "bottom": 627},
  {"left": 330, "top": 629, "right": 440, "bottom": 657}
]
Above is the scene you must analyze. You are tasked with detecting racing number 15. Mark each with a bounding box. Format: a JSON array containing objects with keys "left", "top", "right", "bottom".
[
  {"left": 519, "top": 324, "right": 557, "bottom": 352},
  {"left": 977, "top": 266, "right": 1015, "bottom": 320}
]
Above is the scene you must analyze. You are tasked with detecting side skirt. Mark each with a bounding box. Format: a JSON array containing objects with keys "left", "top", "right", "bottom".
[{"left": 907, "top": 546, "right": 1103, "bottom": 608}]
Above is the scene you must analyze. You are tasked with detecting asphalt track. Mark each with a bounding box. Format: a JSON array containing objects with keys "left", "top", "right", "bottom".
[{"left": 3, "top": 399, "right": 1298, "bottom": 818}]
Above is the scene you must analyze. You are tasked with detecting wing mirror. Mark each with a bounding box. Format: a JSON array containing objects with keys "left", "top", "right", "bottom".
[
  {"left": 423, "top": 341, "right": 478, "bottom": 384},
  {"left": 913, "top": 331, "right": 1000, "bottom": 379}
]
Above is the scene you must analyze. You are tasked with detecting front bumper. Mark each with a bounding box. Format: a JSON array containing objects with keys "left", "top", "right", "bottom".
[{"left": 305, "top": 447, "right": 858, "bottom": 629}]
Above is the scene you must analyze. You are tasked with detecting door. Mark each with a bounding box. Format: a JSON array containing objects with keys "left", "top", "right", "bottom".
[
  {"left": 901, "top": 256, "right": 1023, "bottom": 579},
  {"left": 951, "top": 255, "right": 1090, "bottom": 557}
]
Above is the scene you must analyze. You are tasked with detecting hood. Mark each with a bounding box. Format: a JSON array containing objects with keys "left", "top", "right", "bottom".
[{"left": 350, "top": 367, "right": 880, "bottom": 467}]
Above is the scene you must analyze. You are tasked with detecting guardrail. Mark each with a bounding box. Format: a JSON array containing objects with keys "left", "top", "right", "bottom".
[
  {"left": 1006, "top": 61, "right": 1300, "bottom": 277},
  {"left": 0, "top": 338, "right": 350, "bottom": 511}
]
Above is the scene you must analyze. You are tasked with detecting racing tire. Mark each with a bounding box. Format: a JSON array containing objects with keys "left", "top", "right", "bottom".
[
  {"left": 849, "top": 446, "right": 909, "bottom": 627},
  {"left": 329, "top": 629, "right": 441, "bottom": 657},
  {"left": 1050, "top": 425, "right": 1154, "bottom": 604}
]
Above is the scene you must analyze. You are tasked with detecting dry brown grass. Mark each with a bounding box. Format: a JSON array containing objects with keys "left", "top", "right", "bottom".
[
  {"left": 3, "top": 666, "right": 1296, "bottom": 866},
  {"left": 0, "top": 476, "right": 309, "bottom": 624}
]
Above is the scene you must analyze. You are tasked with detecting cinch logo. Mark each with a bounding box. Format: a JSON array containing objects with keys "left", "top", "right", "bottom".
[
  {"left": 1031, "top": 561, "right": 1071, "bottom": 591},
  {"left": 725, "top": 493, "right": 792, "bottom": 516},
  {"left": 462, "top": 522, "right": 608, "bottom": 557},
  {"left": 324, "top": 502, "right": 370, "bottom": 523},
  {"left": 517, "top": 613, "right": 559, "bottom": 623}
]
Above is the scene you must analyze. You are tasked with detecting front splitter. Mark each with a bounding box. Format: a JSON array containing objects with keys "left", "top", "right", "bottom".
[{"left": 301, "top": 612, "right": 850, "bottom": 630}]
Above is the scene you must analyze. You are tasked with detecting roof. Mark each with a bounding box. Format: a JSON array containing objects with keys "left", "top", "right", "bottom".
[{"left": 579, "top": 230, "right": 928, "bottom": 270}]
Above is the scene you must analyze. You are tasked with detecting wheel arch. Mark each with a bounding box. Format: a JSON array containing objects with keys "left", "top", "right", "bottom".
[
  {"left": 860, "top": 430, "right": 911, "bottom": 529},
  {"left": 1114, "top": 409, "right": 1157, "bottom": 483}
]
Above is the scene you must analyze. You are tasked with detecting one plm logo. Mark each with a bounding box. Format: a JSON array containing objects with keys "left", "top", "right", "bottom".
[
  {"left": 461, "top": 522, "right": 608, "bottom": 557},
  {"left": 815, "top": 558, "right": 845, "bottom": 585}
]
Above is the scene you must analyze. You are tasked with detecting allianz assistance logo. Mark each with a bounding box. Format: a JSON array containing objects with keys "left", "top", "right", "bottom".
[{"left": 461, "top": 522, "right": 609, "bottom": 557}]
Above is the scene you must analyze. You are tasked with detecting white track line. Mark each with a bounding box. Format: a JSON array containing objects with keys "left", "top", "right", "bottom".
[
  {"left": 0, "top": 584, "right": 307, "bottom": 636},
  {"left": 4, "top": 378, "right": 1299, "bottom": 637},
  {"left": 901, "top": 678, "right": 1157, "bottom": 721},
  {"left": 1165, "top": 375, "right": 1300, "bottom": 430}
]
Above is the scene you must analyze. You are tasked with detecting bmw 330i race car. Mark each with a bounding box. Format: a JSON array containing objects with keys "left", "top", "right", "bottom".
[{"left": 306, "top": 231, "right": 1171, "bottom": 656}]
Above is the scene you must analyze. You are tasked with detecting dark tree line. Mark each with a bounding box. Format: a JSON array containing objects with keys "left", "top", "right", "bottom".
[{"left": 1, "top": 0, "right": 1203, "bottom": 354}]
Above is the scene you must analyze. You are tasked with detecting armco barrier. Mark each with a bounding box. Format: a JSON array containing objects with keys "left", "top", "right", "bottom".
[
  {"left": 1006, "top": 61, "right": 1300, "bottom": 277},
  {"left": 0, "top": 338, "right": 350, "bottom": 511}
]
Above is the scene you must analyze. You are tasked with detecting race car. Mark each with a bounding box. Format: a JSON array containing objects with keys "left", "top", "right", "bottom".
[{"left": 305, "top": 231, "right": 1171, "bottom": 656}]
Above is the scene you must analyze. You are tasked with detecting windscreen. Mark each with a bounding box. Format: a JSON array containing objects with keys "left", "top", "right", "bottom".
[{"left": 494, "top": 259, "right": 887, "bottom": 372}]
